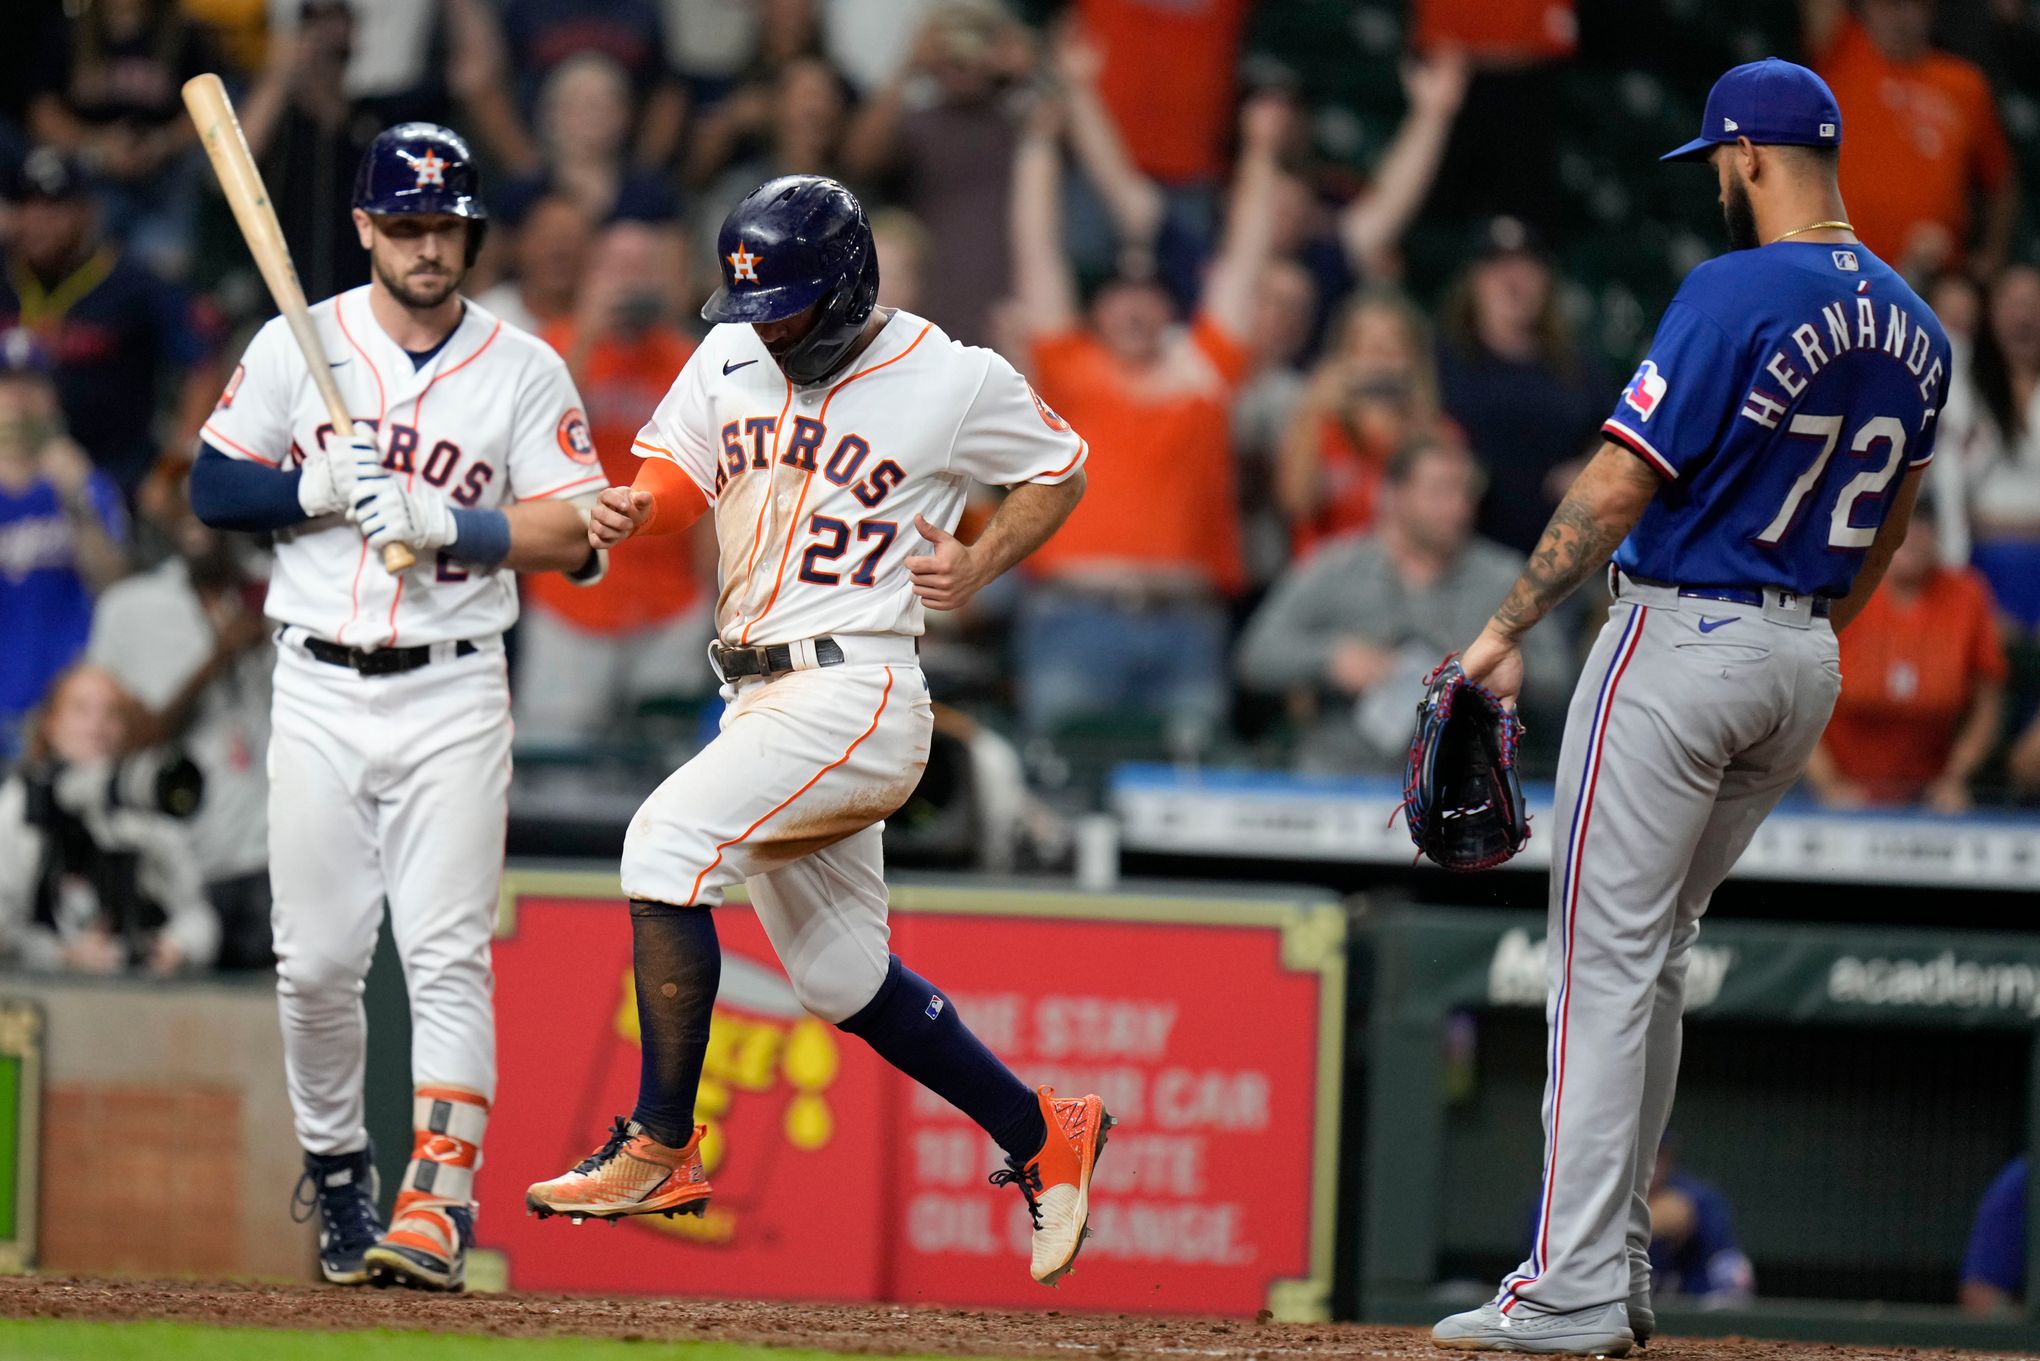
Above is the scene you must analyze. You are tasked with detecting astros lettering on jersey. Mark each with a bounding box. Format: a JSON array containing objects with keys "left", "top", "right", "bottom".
[
  {"left": 202, "top": 287, "right": 606, "bottom": 647},
  {"left": 631, "top": 309, "right": 1086, "bottom": 647}
]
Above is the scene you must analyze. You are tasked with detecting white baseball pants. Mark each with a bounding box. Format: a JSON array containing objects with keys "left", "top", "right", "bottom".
[
  {"left": 620, "top": 647, "right": 933, "bottom": 1024},
  {"left": 267, "top": 636, "right": 510, "bottom": 1156}
]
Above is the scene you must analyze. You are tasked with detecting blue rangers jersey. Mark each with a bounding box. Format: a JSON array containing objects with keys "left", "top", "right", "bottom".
[{"left": 1601, "top": 241, "right": 1949, "bottom": 598}]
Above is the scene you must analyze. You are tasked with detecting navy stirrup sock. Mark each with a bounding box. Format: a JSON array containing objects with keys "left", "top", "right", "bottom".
[
  {"left": 627, "top": 900, "right": 720, "bottom": 1147},
  {"left": 838, "top": 955, "right": 1047, "bottom": 1161}
]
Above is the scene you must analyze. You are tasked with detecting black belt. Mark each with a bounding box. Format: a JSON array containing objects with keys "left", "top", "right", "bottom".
[
  {"left": 711, "top": 636, "right": 845, "bottom": 680},
  {"left": 1675, "top": 587, "right": 1831, "bottom": 618},
  {"left": 303, "top": 636, "right": 481, "bottom": 676}
]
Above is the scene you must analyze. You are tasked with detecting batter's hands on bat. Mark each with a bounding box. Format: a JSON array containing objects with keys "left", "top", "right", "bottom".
[
  {"left": 590, "top": 486, "right": 653, "bottom": 548},
  {"left": 351, "top": 479, "right": 455, "bottom": 555},
  {"left": 296, "top": 449, "right": 349, "bottom": 516},
  {"left": 1457, "top": 623, "right": 1525, "bottom": 710},
  {"left": 340, "top": 421, "right": 383, "bottom": 492},
  {"left": 907, "top": 515, "right": 985, "bottom": 611}
]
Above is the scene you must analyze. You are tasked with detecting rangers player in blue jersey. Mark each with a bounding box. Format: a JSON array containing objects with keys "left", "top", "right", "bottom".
[{"left": 1431, "top": 59, "right": 1949, "bottom": 1355}]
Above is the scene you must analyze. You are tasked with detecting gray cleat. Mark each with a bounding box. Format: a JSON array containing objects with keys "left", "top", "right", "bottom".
[
  {"left": 1431, "top": 1301, "right": 1633, "bottom": 1356},
  {"left": 1627, "top": 1294, "right": 1654, "bottom": 1347}
]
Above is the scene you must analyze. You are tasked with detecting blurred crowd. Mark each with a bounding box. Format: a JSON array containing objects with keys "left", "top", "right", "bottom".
[{"left": 4, "top": 0, "right": 2040, "bottom": 974}]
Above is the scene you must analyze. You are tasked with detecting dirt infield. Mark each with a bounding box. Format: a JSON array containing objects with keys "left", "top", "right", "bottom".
[{"left": 0, "top": 1276, "right": 2024, "bottom": 1361}]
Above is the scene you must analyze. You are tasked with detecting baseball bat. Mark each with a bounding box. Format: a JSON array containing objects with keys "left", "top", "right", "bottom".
[{"left": 182, "top": 72, "right": 415, "bottom": 574}]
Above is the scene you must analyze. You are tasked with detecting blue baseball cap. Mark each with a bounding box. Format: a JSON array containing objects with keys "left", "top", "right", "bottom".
[{"left": 1662, "top": 58, "right": 1843, "bottom": 162}]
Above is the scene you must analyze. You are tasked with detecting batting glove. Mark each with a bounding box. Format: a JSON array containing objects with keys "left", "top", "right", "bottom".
[
  {"left": 296, "top": 451, "right": 347, "bottom": 517},
  {"left": 351, "top": 479, "right": 456, "bottom": 554},
  {"left": 342, "top": 421, "right": 385, "bottom": 496}
]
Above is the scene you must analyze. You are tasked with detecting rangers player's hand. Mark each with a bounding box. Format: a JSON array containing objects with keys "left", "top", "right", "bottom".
[
  {"left": 1457, "top": 624, "right": 1525, "bottom": 710},
  {"left": 906, "top": 515, "right": 985, "bottom": 611},
  {"left": 351, "top": 478, "right": 455, "bottom": 555},
  {"left": 590, "top": 486, "right": 652, "bottom": 549}
]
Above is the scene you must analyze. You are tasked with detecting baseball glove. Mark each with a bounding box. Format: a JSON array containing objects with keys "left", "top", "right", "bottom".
[{"left": 1401, "top": 657, "right": 1531, "bottom": 872}]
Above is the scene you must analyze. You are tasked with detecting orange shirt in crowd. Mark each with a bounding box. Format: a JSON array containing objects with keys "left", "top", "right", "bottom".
[
  {"left": 1026, "top": 316, "right": 1247, "bottom": 594},
  {"left": 525, "top": 321, "right": 705, "bottom": 633},
  {"left": 1822, "top": 565, "right": 2008, "bottom": 803},
  {"left": 1081, "top": 0, "right": 1251, "bottom": 185},
  {"left": 1412, "top": 0, "right": 1576, "bottom": 61},
  {"left": 1816, "top": 16, "right": 2012, "bottom": 268},
  {"left": 1292, "top": 417, "right": 1387, "bottom": 560}
]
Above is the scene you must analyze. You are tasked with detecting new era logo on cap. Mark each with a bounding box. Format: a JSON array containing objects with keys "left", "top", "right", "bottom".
[{"left": 1663, "top": 58, "right": 1843, "bottom": 163}]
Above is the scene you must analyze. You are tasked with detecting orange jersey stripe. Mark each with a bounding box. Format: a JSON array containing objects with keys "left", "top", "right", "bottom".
[
  {"left": 332, "top": 295, "right": 385, "bottom": 421},
  {"left": 386, "top": 576, "right": 406, "bottom": 645},
  {"left": 685, "top": 667, "right": 896, "bottom": 903},
  {"left": 517, "top": 471, "right": 607, "bottom": 501},
  {"left": 200, "top": 422, "right": 278, "bottom": 467},
  {"left": 740, "top": 461, "right": 817, "bottom": 645},
  {"left": 819, "top": 321, "right": 933, "bottom": 422},
  {"left": 338, "top": 538, "right": 369, "bottom": 647},
  {"left": 414, "top": 319, "right": 503, "bottom": 426},
  {"left": 731, "top": 376, "right": 796, "bottom": 639},
  {"left": 1036, "top": 437, "right": 1087, "bottom": 481}
]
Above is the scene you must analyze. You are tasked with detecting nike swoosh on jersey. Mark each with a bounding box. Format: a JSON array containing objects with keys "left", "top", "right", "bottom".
[
  {"left": 722, "top": 359, "right": 758, "bottom": 375},
  {"left": 1697, "top": 616, "right": 1738, "bottom": 633},
  {"left": 329, "top": 359, "right": 348, "bottom": 367}
]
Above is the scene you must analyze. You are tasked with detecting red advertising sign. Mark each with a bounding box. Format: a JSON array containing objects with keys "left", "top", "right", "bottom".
[{"left": 477, "top": 875, "right": 1344, "bottom": 1319}]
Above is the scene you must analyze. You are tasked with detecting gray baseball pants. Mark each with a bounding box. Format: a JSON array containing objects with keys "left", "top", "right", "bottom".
[{"left": 1495, "top": 572, "right": 1842, "bottom": 1315}]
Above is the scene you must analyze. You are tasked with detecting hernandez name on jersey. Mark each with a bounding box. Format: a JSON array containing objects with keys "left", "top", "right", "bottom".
[
  {"left": 1599, "top": 243, "right": 1949, "bottom": 599},
  {"left": 633, "top": 310, "right": 1086, "bottom": 647},
  {"left": 203, "top": 288, "right": 605, "bottom": 647}
]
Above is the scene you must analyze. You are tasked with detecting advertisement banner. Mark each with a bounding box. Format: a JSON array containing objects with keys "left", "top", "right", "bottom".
[
  {"left": 1375, "top": 907, "right": 2040, "bottom": 1028},
  {"left": 476, "top": 874, "right": 1344, "bottom": 1319}
]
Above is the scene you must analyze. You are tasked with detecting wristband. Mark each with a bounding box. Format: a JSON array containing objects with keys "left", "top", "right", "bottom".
[{"left": 447, "top": 507, "right": 512, "bottom": 568}]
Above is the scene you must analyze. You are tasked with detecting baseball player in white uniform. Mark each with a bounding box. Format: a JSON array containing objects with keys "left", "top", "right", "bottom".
[
  {"left": 524, "top": 176, "right": 1112, "bottom": 1287},
  {"left": 191, "top": 124, "right": 606, "bottom": 1292}
]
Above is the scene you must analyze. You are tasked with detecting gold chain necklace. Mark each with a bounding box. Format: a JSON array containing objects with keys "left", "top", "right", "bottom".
[{"left": 1771, "top": 220, "right": 1855, "bottom": 244}]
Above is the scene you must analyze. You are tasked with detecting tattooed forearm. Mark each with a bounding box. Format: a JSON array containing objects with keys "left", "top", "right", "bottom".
[{"left": 1487, "top": 443, "right": 1662, "bottom": 640}]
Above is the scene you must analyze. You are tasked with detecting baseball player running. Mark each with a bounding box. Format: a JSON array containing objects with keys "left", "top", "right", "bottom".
[
  {"left": 191, "top": 124, "right": 607, "bottom": 1291},
  {"left": 1431, "top": 61, "right": 1947, "bottom": 1355},
  {"left": 524, "top": 175, "right": 1112, "bottom": 1286}
]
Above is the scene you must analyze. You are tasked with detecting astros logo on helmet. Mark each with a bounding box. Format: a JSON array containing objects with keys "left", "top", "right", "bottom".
[
  {"left": 411, "top": 148, "right": 446, "bottom": 188},
  {"left": 728, "top": 243, "right": 763, "bottom": 283}
]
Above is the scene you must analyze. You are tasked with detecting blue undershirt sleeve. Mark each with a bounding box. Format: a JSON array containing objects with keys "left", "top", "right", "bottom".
[{"left": 188, "top": 443, "right": 311, "bottom": 533}]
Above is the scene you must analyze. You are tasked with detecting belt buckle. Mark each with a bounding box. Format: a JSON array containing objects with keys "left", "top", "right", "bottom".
[{"left": 711, "top": 641, "right": 764, "bottom": 679}]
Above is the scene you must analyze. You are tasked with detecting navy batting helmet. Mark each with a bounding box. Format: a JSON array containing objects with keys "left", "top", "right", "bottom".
[
  {"left": 353, "top": 123, "right": 488, "bottom": 263},
  {"left": 703, "top": 175, "right": 878, "bottom": 386}
]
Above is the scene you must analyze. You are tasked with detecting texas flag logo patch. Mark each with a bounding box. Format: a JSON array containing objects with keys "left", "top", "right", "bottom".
[{"left": 1622, "top": 360, "right": 1668, "bottom": 421}]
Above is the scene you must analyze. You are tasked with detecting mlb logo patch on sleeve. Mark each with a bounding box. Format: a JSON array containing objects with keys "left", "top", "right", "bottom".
[{"left": 1622, "top": 360, "right": 1668, "bottom": 421}]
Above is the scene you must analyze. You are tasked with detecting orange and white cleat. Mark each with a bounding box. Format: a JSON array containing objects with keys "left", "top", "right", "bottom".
[
  {"left": 365, "top": 1195, "right": 473, "bottom": 1291},
  {"left": 525, "top": 1116, "right": 712, "bottom": 1223},
  {"left": 990, "top": 1086, "right": 1114, "bottom": 1286}
]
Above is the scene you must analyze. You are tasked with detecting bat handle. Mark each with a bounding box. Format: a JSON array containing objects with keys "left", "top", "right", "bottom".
[{"left": 382, "top": 542, "right": 417, "bottom": 573}]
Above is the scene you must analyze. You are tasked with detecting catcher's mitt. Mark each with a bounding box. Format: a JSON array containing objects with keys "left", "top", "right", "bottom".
[{"left": 1401, "top": 657, "right": 1531, "bottom": 871}]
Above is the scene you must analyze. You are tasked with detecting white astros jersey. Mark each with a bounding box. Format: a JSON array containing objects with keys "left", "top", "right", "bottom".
[
  {"left": 631, "top": 311, "right": 1087, "bottom": 647},
  {"left": 203, "top": 287, "right": 607, "bottom": 647}
]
